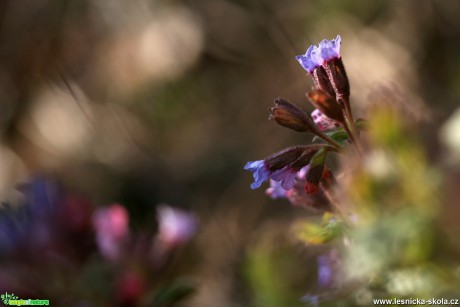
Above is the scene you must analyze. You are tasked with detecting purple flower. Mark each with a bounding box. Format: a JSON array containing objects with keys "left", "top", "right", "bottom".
[
  {"left": 265, "top": 179, "right": 288, "bottom": 199},
  {"left": 245, "top": 146, "right": 322, "bottom": 190},
  {"left": 295, "top": 45, "right": 322, "bottom": 73},
  {"left": 271, "top": 167, "right": 297, "bottom": 190},
  {"left": 244, "top": 160, "right": 270, "bottom": 189},
  {"left": 313, "top": 35, "right": 341, "bottom": 63},
  {"left": 297, "top": 35, "right": 341, "bottom": 72},
  {"left": 265, "top": 165, "right": 311, "bottom": 200},
  {"left": 317, "top": 249, "right": 340, "bottom": 288},
  {"left": 157, "top": 206, "right": 197, "bottom": 246},
  {"left": 93, "top": 204, "right": 129, "bottom": 261},
  {"left": 317, "top": 254, "right": 333, "bottom": 288}
]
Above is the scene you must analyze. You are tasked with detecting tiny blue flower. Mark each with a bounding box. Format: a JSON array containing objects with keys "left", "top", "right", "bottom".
[
  {"left": 314, "top": 35, "right": 341, "bottom": 63},
  {"left": 295, "top": 45, "right": 322, "bottom": 73},
  {"left": 244, "top": 160, "right": 270, "bottom": 189}
]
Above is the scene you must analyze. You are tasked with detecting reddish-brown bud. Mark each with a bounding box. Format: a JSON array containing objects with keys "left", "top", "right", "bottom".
[
  {"left": 308, "top": 90, "right": 344, "bottom": 124},
  {"left": 269, "top": 98, "right": 316, "bottom": 132},
  {"left": 264, "top": 144, "right": 324, "bottom": 172},
  {"left": 323, "top": 57, "right": 350, "bottom": 100}
]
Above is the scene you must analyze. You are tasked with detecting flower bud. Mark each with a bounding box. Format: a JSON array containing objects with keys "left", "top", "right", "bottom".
[
  {"left": 308, "top": 90, "right": 344, "bottom": 124},
  {"left": 269, "top": 98, "right": 316, "bottom": 132},
  {"left": 323, "top": 57, "right": 350, "bottom": 100},
  {"left": 264, "top": 145, "right": 320, "bottom": 171}
]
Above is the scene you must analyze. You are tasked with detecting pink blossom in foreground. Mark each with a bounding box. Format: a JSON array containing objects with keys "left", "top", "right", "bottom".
[
  {"left": 157, "top": 206, "right": 197, "bottom": 247},
  {"left": 93, "top": 203, "right": 129, "bottom": 261}
]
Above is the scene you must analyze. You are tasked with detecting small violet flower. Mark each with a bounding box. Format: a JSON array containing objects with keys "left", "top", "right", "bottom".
[
  {"left": 93, "top": 203, "right": 129, "bottom": 261},
  {"left": 245, "top": 161, "right": 299, "bottom": 191},
  {"left": 295, "top": 45, "right": 322, "bottom": 74},
  {"left": 157, "top": 206, "right": 197, "bottom": 247},
  {"left": 265, "top": 165, "right": 310, "bottom": 199},
  {"left": 296, "top": 35, "right": 341, "bottom": 73},
  {"left": 244, "top": 160, "right": 270, "bottom": 189},
  {"left": 271, "top": 167, "right": 297, "bottom": 190},
  {"left": 315, "top": 35, "right": 341, "bottom": 63},
  {"left": 245, "top": 146, "right": 320, "bottom": 191}
]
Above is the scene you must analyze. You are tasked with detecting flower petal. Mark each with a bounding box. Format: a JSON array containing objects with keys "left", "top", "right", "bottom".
[
  {"left": 271, "top": 167, "right": 297, "bottom": 190},
  {"left": 265, "top": 179, "right": 289, "bottom": 199},
  {"left": 318, "top": 35, "right": 341, "bottom": 62},
  {"left": 244, "top": 160, "right": 270, "bottom": 189},
  {"left": 296, "top": 45, "right": 322, "bottom": 73}
]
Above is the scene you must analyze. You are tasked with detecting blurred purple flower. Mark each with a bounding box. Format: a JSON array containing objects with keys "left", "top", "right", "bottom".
[
  {"left": 0, "top": 214, "right": 22, "bottom": 255},
  {"left": 17, "top": 175, "right": 61, "bottom": 218},
  {"left": 317, "top": 249, "right": 340, "bottom": 288},
  {"left": 93, "top": 204, "right": 129, "bottom": 261},
  {"left": 317, "top": 254, "right": 333, "bottom": 288},
  {"left": 265, "top": 179, "right": 288, "bottom": 199},
  {"left": 157, "top": 206, "right": 197, "bottom": 247},
  {"left": 295, "top": 45, "right": 322, "bottom": 73},
  {"left": 244, "top": 160, "right": 270, "bottom": 189}
]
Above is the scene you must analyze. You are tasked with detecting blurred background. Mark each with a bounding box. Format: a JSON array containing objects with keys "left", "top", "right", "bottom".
[{"left": 0, "top": 0, "right": 460, "bottom": 306}]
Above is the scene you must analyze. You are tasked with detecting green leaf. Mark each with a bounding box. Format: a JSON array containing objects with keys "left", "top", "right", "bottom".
[
  {"left": 309, "top": 147, "right": 327, "bottom": 167},
  {"left": 293, "top": 213, "right": 346, "bottom": 245},
  {"left": 152, "top": 281, "right": 195, "bottom": 306},
  {"left": 312, "top": 128, "right": 350, "bottom": 145},
  {"left": 330, "top": 130, "right": 349, "bottom": 144}
]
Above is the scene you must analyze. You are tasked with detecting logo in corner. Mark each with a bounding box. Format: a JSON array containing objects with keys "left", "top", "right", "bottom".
[{"left": 1, "top": 292, "right": 50, "bottom": 306}]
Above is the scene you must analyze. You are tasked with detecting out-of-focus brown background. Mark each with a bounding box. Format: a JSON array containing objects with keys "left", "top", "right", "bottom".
[{"left": 0, "top": 0, "right": 459, "bottom": 305}]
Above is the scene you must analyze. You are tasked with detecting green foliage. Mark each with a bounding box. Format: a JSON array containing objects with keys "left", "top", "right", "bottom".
[
  {"left": 151, "top": 280, "right": 196, "bottom": 306},
  {"left": 245, "top": 233, "right": 310, "bottom": 307},
  {"left": 293, "top": 213, "right": 345, "bottom": 245}
]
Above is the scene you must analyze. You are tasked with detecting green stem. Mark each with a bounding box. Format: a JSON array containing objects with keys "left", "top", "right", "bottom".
[{"left": 313, "top": 128, "right": 342, "bottom": 149}]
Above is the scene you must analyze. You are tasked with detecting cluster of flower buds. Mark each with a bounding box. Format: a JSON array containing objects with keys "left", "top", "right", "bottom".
[{"left": 245, "top": 35, "right": 360, "bottom": 207}]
